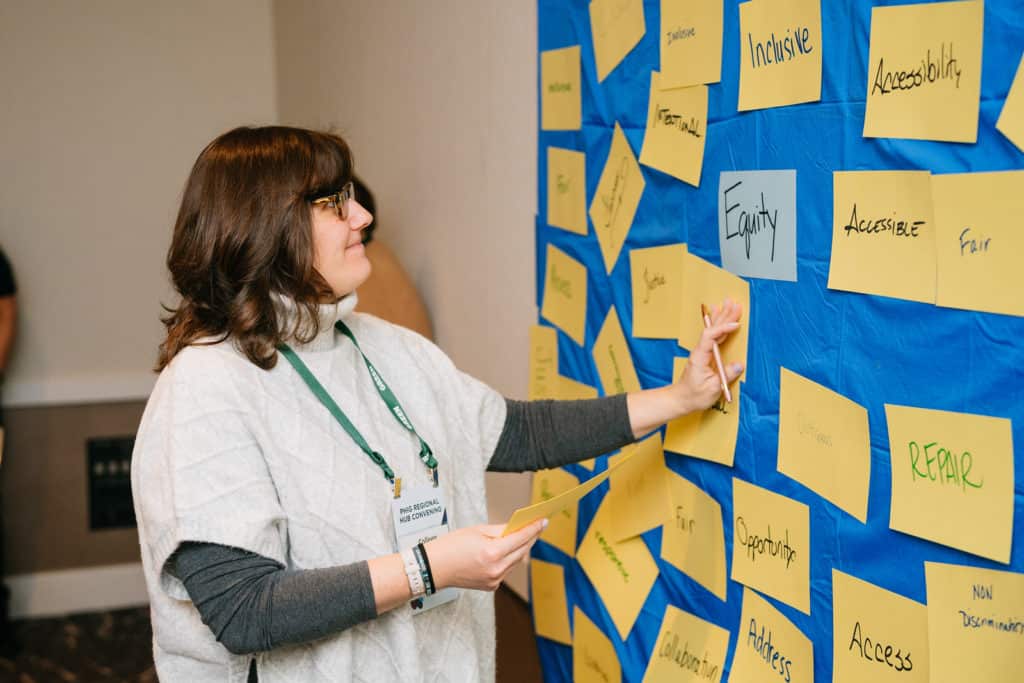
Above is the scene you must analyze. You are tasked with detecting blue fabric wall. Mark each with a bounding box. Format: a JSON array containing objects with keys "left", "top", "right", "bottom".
[{"left": 532, "top": 1, "right": 1024, "bottom": 681}]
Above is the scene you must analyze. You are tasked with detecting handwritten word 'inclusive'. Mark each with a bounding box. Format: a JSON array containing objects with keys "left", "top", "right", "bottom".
[
  {"left": 908, "top": 440, "right": 983, "bottom": 492},
  {"left": 654, "top": 103, "right": 703, "bottom": 138},
  {"left": 723, "top": 181, "right": 779, "bottom": 261},
  {"left": 658, "top": 632, "right": 719, "bottom": 680},
  {"left": 871, "top": 43, "right": 962, "bottom": 96},
  {"left": 736, "top": 517, "right": 798, "bottom": 568},
  {"left": 666, "top": 26, "right": 696, "bottom": 46},
  {"left": 747, "top": 27, "right": 814, "bottom": 69},
  {"left": 848, "top": 621, "right": 915, "bottom": 672},
  {"left": 843, "top": 204, "right": 924, "bottom": 238},
  {"left": 747, "top": 618, "right": 795, "bottom": 683},
  {"left": 594, "top": 530, "right": 630, "bottom": 582}
]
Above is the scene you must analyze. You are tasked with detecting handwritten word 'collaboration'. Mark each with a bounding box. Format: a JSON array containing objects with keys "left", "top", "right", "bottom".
[
  {"left": 871, "top": 43, "right": 962, "bottom": 96},
  {"left": 736, "top": 517, "right": 798, "bottom": 568},
  {"left": 658, "top": 632, "right": 719, "bottom": 680},
  {"left": 843, "top": 204, "right": 924, "bottom": 238},
  {"left": 723, "top": 182, "right": 779, "bottom": 261},
  {"left": 748, "top": 27, "right": 814, "bottom": 69}
]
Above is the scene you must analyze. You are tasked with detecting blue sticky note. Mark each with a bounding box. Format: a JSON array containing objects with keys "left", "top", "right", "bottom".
[{"left": 718, "top": 170, "right": 797, "bottom": 281}]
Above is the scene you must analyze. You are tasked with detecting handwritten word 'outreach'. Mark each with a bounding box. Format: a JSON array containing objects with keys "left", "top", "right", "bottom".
[
  {"left": 723, "top": 181, "right": 779, "bottom": 261},
  {"left": 736, "top": 517, "right": 797, "bottom": 569},
  {"left": 872, "top": 43, "right": 961, "bottom": 96}
]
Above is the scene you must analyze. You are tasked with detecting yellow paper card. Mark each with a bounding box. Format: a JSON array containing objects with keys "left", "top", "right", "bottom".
[
  {"left": 664, "top": 357, "right": 740, "bottom": 467},
  {"left": 828, "top": 170, "right": 936, "bottom": 304},
  {"left": 528, "top": 325, "right": 559, "bottom": 400},
  {"left": 530, "top": 559, "right": 572, "bottom": 645},
  {"left": 606, "top": 433, "right": 671, "bottom": 541},
  {"left": 577, "top": 494, "right": 660, "bottom": 640},
  {"left": 590, "top": 123, "right": 646, "bottom": 274},
  {"left": 573, "top": 607, "right": 622, "bottom": 683},
  {"left": 593, "top": 306, "right": 642, "bottom": 396},
  {"left": 863, "top": 0, "right": 983, "bottom": 142},
  {"left": 531, "top": 467, "right": 581, "bottom": 557},
  {"left": 932, "top": 171, "right": 1024, "bottom": 317},
  {"left": 832, "top": 569, "right": 928, "bottom": 683},
  {"left": 677, "top": 251, "right": 750, "bottom": 380},
  {"left": 556, "top": 375, "right": 599, "bottom": 401},
  {"left": 925, "top": 561, "right": 1024, "bottom": 683},
  {"left": 630, "top": 243, "right": 688, "bottom": 339},
  {"left": 541, "top": 45, "right": 582, "bottom": 131},
  {"left": 660, "top": 470, "right": 727, "bottom": 601},
  {"left": 885, "top": 404, "right": 1015, "bottom": 563},
  {"left": 639, "top": 72, "right": 708, "bottom": 187},
  {"left": 730, "top": 587, "right": 814, "bottom": 683},
  {"left": 589, "top": 0, "right": 646, "bottom": 82},
  {"left": 996, "top": 54, "right": 1024, "bottom": 153},
  {"left": 642, "top": 604, "right": 730, "bottom": 683},
  {"left": 731, "top": 478, "right": 811, "bottom": 614},
  {"left": 777, "top": 367, "right": 871, "bottom": 522},
  {"left": 541, "top": 244, "right": 588, "bottom": 346},
  {"left": 547, "top": 146, "right": 588, "bottom": 235},
  {"left": 660, "top": 0, "right": 723, "bottom": 89},
  {"left": 738, "top": 0, "right": 823, "bottom": 111}
]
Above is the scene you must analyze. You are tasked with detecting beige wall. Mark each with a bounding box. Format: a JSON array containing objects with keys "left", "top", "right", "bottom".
[{"left": 274, "top": 1, "right": 538, "bottom": 595}]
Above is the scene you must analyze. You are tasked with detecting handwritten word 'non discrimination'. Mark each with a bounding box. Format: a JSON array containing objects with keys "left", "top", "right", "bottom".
[
  {"left": 872, "top": 43, "right": 961, "bottom": 96},
  {"left": 654, "top": 104, "right": 703, "bottom": 138},
  {"left": 736, "top": 517, "right": 797, "bottom": 568},
  {"left": 748, "top": 27, "right": 814, "bottom": 69},
  {"left": 844, "top": 204, "right": 924, "bottom": 238},
  {"left": 958, "top": 609, "right": 1024, "bottom": 635}
]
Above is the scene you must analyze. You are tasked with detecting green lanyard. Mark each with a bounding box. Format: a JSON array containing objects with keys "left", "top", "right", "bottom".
[{"left": 277, "top": 320, "right": 438, "bottom": 487}]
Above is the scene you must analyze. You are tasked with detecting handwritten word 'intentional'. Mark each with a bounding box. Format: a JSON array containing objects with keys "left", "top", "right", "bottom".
[
  {"left": 871, "top": 43, "right": 962, "bottom": 96},
  {"left": 748, "top": 27, "right": 814, "bottom": 69},
  {"left": 658, "top": 633, "right": 719, "bottom": 680},
  {"left": 595, "top": 531, "right": 630, "bottom": 582},
  {"left": 654, "top": 104, "right": 703, "bottom": 138},
  {"left": 959, "top": 227, "right": 991, "bottom": 255},
  {"left": 724, "top": 182, "right": 779, "bottom": 261},
  {"left": 748, "top": 619, "right": 795, "bottom": 683},
  {"left": 549, "top": 265, "right": 573, "bottom": 298},
  {"left": 843, "top": 204, "right": 924, "bottom": 238},
  {"left": 666, "top": 26, "right": 696, "bottom": 46},
  {"left": 736, "top": 517, "right": 798, "bottom": 568},
  {"left": 908, "top": 440, "right": 984, "bottom": 492},
  {"left": 848, "top": 621, "right": 915, "bottom": 672}
]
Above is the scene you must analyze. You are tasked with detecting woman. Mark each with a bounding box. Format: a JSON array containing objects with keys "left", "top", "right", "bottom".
[{"left": 131, "top": 126, "right": 743, "bottom": 682}]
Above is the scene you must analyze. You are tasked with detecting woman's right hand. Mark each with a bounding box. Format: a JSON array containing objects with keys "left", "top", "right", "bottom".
[{"left": 425, "top": 518, "right": 548, "bottom": 592}]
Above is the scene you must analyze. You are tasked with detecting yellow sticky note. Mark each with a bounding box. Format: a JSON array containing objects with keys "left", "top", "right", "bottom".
[
  {"left": 777, "top": 367, "right": 871, "bottom": 522},
  {"left": 925, "top": 561, "right": 1024, "bottom": 683},
  {"left": 730, "top": 587, "right": 814, "bottom": 683},
  {"left": 606, "top": 433, "right": 671, "bottom": 541},
  {"left": 530, "top": 559, "right": 572, "bottom": 645},
  {"left": 660, "top": 470, "right": 727, "bottom": 601},
  {"left": 547, "top": 146, "right": 588, "bottom": 235},
  {"left": 996, "top": 54, "right": 1024, "bottom": 153},
  {"left": 738, "top": 0, "right": 823, "bottom": 111},
  {"left": 528, "top": 325, "right": 559, "bottom": 400},
  {"left": 541, "top": 45, "right": 582, "bottom": 131},
  {"left": 664, "top": 357, "right": 740, "bottom": 467},
  {"left": 541, "top": 244, "right": 588, "bottom": 346},
  {"left": 731, "top": 478, "right": 811, "bottom": 614},
  {"left": 577, "top": 494, "right": 660, "bottom": 640},
  {"left": 589, "top": 0, "right": 646, "bottom": 82},
  {"left": 660, "top": 0, "right": 723, "bottom": 89},
  {"left": 863, "top": 0, "right": 983, "bottom": 143},
  {"left": 639, "top": 72, "right": 708, "bottom": 187},
  {"left": 932, "top": 171, "right": 1024, "bottom": 317},
  {"left": 530, "top": 467, "right": 581, "bottom": 557},
  {"left": 573, "top": 607, "right": 622, "bottom": 683},
  {"left": 630, "top": 243, "right": 688, "bottom": 339},
  {"left": 885, "top": 404, "right": 1015, "bottom": 563},
  {"left": 677, "top": 250, "right": 750, "bottom": 380},
  {"left": 590, "top": 123, "right": 646, "bottom": 274},
  {"left": 832, "top": 569, "right": 929, "bottom": 683},
  {"left": 641, "top": 603, "right": 730, "bottom": 683},
  {"left": 828, "top": 170, "right": 936, "bottom": 304},
  {"left": 593, "top": 306, "right": 642, "bottom": 396},
  {"left": 556, "top": 375, "right": 599, "bottom": 401}
]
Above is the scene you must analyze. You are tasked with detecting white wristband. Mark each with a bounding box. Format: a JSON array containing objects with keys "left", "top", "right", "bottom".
[{"left": 402, "top": 547, "right": 425, "bottom": 598}]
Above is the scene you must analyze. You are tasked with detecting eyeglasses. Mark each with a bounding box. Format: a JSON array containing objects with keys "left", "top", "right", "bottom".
[{"left": 311, "top": 181, "right": 355, "bottom": 220}]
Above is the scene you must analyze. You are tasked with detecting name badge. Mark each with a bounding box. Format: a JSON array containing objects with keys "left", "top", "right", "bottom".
[{"left": 391, "top": 483, "right": 458, "bottom": 613}]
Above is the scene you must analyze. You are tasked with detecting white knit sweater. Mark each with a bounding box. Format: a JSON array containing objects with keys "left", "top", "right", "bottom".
[{"left": 131, "top": 294, "right": 507, "bottom": 682}]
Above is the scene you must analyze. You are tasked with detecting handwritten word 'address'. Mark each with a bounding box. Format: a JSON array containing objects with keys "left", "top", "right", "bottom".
[{"left": 747, "top": 618, "right": 795, "bottom": 683}]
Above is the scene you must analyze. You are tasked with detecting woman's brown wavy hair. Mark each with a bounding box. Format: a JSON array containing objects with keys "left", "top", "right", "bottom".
[{"left": 157, "top": 126, "right": 353, "bottom": 371}]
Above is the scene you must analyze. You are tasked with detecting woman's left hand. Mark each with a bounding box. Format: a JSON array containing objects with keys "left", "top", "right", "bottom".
[{"left": 675, "top": 299, "right": 744, "bottom": 413}]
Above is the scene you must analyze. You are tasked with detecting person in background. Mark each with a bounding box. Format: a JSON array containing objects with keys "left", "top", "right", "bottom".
[
  {"left": 0, "top": 246, "right": 18, "bottom": 656},
  {"left": 131, "top": 126, "right": 744, "bottom": 682}
]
